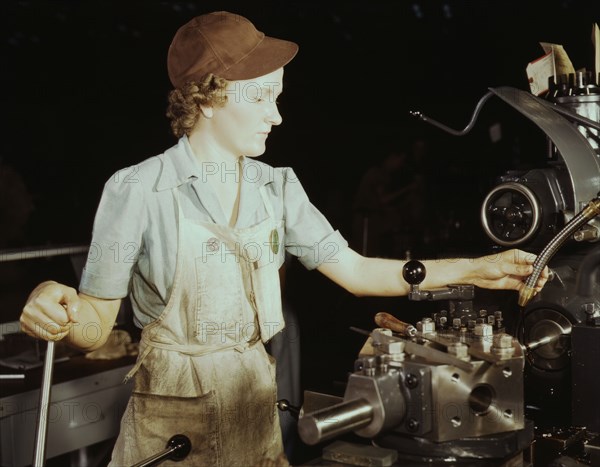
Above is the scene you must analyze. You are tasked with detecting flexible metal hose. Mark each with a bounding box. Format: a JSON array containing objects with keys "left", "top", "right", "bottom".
[{"left": 518, "top": 196, "right": 600, "bottom": 306}]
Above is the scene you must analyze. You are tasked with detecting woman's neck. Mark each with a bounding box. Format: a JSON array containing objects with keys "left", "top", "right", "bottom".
[{"left": 187, "top": 131, "right": 242, "bottom": 227}]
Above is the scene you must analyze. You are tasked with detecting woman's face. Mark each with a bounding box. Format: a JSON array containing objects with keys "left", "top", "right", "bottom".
[{"left": 211, "top": 67, "right": 284, "bottom": 158}]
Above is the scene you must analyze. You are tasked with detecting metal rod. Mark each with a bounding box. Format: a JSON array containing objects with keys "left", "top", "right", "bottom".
[
  {"left": 32, "top": 340, "right": 55, "bottom": 467},
  {"left": 409, "top": 91, "right": 495, "bottom": 136},
  {"left": 0, "top": 245, "right": 88, "bottom": 263},
  {"left": 0, "top": 374, "right": 25, "bottom": 379},
  {"left": 131, "top": 435, "right": 192, "bottom": 467},
  {"left": 131, "top": 446, "right": 179, "bottom": 467}
]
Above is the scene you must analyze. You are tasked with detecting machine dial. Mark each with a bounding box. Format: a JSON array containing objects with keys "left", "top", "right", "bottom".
[{"left": 481, "top": 182, "right": 542, "bottom": 247}]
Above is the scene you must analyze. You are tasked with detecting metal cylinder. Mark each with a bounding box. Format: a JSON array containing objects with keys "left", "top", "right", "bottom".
[{"left": 298, "top": 398, "right": 374, "bottom": 445}]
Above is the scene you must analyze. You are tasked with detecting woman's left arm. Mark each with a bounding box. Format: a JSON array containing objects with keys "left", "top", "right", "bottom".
[{"left": 316, "top": 247, "right": 548, "bottom": 297}]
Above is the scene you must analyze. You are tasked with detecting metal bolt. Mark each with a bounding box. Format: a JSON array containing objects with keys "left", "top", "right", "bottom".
[
  {"left": 582, "top": 303, "right": 599, "bottom": 316},
  {"left": 405, "top": 373, "right": 419, "bottom": 389},
  {"left": 362, "top": 357, "right": 376, "bottom": 375},
  {"left": 406, "top": 418, "right": 419, "bottom": 432},
  {"left": 493, "top": 333, "right": 513, "bottom": 348},
  {"left": 386, "top": 341, "right": 405, "bottom": 355},
  {"left": 447, "top": 342, "right": 469, "bottom": 360},
  {"left": 474, "top": 323, "right": 493, "bottom": 338},
  {"left": 418, "top": 319, "right": 435, "bottom": 334}
]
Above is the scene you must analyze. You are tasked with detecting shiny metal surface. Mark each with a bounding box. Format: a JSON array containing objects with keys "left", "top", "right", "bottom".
[
  {"left": 299, "top": 324, "right": 525, "bottom": 446},
  {"left": 489, "top": 87, "right": 600, "bottom": 212},
  {"left": 298, "top": 398, "right": 374, "bottom": 446}
]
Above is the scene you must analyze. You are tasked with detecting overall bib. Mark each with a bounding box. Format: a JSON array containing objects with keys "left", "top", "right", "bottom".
[{"left": 109, "top": 187, "right": 285, "bottom": 466}]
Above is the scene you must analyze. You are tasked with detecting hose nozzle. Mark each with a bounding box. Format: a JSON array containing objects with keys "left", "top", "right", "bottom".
[{"left": 518, "top": 285, "right": 537, "bottom": 307}]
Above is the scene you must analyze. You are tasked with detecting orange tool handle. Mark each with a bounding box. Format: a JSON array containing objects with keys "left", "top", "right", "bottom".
[{"left": 374, "top": 312, "right": 417, "bottom": 337}]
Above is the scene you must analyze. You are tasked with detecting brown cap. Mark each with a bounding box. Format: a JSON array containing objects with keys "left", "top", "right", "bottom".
[{"left": 167, "top": 11, "right": 299, "bottom": 88}]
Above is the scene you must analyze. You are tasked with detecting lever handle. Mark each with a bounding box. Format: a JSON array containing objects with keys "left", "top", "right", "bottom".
[
  {"left": 374, "top": 312, "right": 417, "bottom": 337},
  {"left": 402, "top": 260, "right": 426, "bottom": 286}
]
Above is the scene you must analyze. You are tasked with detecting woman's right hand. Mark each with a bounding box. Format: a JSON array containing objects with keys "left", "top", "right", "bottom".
[{"left": 20, "top": 281, "right": 81, "bottom": 341}]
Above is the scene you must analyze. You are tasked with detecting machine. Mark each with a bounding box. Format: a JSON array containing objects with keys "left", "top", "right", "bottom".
[{"left": 297, "top": 73, "right": 600, "bottom": 466}]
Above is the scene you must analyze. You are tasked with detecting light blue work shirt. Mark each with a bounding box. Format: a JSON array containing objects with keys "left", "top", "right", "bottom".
[{"left": 79, "top": 136, "right": 348, "bottom": 327}]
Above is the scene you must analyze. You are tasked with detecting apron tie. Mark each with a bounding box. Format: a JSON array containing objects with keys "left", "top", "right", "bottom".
[{"left": 123, "top": 337, "right": 256, "bottom": 383}]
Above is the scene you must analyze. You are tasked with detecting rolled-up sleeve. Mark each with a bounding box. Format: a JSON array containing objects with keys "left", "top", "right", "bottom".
[
  {"left": 79, "top": 167, "right": 147, "bottom": 298},
  {"left": 282, "top": 168, "right": 348, "bottom": 270}
]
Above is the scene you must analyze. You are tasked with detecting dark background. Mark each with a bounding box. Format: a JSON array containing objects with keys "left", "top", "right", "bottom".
[
  {"left": 1, "top": 0, "right": 599, "bottom": 448},
  {"left": 2, "top": 0, "right": 598, "bottom": 249}
]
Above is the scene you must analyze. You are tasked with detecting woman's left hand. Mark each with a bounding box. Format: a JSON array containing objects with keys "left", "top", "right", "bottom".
[{"left": 470, "top": 248, "right": 549, "bottom": 292}]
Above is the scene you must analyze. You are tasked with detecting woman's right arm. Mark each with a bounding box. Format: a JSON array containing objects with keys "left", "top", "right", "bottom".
[{"left": 20, "top": 281, "right": 122, "bottom": 351}]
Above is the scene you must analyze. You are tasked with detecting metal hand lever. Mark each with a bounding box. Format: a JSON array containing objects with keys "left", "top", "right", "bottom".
[
  {"left": 277, "top": 399, "right": 301, "bottom": 419},
  {"left": 32, "top": 340, "right": 55, "bottom": 467},
  {"left": 374, "top": 312, "right": 417, "bottom": 337},
  {"left": 131, "top": 434, "right": 192, "bottom": 467}
]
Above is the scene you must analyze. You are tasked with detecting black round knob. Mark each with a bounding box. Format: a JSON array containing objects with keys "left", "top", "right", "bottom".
[
  {"left": 403, "top": 260, "right": 426, "bottom": 285},
  {"left": 168, "top": 434, "right": 192, "bottom": 461}
]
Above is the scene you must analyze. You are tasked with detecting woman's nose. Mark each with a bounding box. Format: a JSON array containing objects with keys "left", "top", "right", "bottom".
[{"left": 267, "top": 103, "right": 283, "bottom": 126}]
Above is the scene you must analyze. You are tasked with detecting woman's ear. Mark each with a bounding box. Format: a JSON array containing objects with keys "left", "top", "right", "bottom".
[{"left": 200, "top": 105, "right": 214, "bottom": 119}]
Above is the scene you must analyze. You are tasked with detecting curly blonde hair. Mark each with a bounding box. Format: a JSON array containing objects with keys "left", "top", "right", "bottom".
[{"left": 166, "top": 74, "right": 229, "bottom": 138}]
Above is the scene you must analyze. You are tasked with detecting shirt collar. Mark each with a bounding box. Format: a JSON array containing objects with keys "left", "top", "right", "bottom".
[
  {"left": 155, "top": 136, "right": 200, "bottom": 191},
  {"left": 156, "top": 136, "right": 276, "bottom": 192}
]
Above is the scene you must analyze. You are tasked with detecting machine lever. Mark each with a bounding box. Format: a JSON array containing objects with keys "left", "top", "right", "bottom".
[
  {"left": 131, "top": 434, "right": 192, "bottom": 467},
  {"left": 277, "top": 399, "right": 301, "bottom": 418},
  {"left": 32, "top": 340, "right": 55, "bottom": 467},
  {"left": 409, "top": 91, "right": 494, "bottom": 136},
  {"left": 374, "top": 312, "right": 417, "bottom": 337}
]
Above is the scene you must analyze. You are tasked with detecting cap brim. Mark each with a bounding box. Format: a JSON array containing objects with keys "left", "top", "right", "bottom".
[{"left": 221, "top": 36, "right": 299, "bottom": 80}]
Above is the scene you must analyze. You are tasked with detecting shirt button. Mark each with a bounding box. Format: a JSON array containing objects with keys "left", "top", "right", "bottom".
[{"left": 206, "top": 237, "right": 220, "bottom": 252}]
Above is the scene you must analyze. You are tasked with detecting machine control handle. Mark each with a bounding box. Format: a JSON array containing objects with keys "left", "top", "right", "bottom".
[
  {"left": 375, "top": 312, "right": 417, "bottom": 337},
  {"left": 277, "top": 399, "right": 301, "bottom": 418},
  {"left": 131, "top": 434, "right": 192, "bottom": 467},
  {"left": 298, "top": 398, "right": 373, "bottom": 446},
  {"left": 402, "top": 260, "right": 426, "bottom": 286}
]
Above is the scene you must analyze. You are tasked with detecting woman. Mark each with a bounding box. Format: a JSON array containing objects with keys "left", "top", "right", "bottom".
[{"left": 20, "top": 11, "right": 547, "bottom": 466}]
